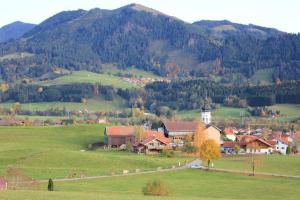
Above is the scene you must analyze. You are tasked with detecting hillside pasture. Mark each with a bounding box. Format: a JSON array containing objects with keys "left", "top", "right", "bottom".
[
  {"left": 0, "top": 125, "right": 189, "bottom": 180},
  {"left": 0, "top": 96, "right": 127, "bottom": 112},
  {"left": 35, "top": 71, "right": 138, "bottom": 89}
]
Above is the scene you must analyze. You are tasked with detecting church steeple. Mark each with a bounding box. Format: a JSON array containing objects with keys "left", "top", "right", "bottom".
[{"left": 201, "top": 95, "right": 211, "bottom": 125}]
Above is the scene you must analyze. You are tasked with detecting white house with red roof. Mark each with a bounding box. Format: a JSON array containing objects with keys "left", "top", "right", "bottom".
[
  {"left": 223, "top": 127, "right": 237, "bottom": 141},
  {"left": 133, "top": 130, "right": 171, "bottom": 154}
]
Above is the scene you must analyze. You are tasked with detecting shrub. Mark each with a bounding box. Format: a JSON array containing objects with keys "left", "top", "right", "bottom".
[
  {"left": 160, "top": 150, "right": 175, "bottom": 158},
  {"left": 142, "top": 179, "right": 168, "bottom": 196}
]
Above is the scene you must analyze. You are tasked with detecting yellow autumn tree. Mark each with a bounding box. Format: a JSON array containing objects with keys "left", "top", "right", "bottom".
[
  {"left": 134, "top": 126, "right": 147, "bottom": 142},
  {"left": 199, "top": 139, "right": 221, "bottom": 169},
  {"left": 193, "top": 121, "right": 206, "bottom": 155}
]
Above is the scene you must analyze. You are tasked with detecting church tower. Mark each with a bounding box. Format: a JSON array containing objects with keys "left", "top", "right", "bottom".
[{"left": 201, "top": 98, "right": 211, "bottom": 125}]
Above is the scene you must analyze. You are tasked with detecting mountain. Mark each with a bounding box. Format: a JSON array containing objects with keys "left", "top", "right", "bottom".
[
  {"left": 193, "top": 20, "right": 284, "bottom": 39},
  {"left": 0, "top": 3, "right": 300, "bottom": 83},
  {"left": 0, "top": 21, "right": 36, "bottom": 43}
]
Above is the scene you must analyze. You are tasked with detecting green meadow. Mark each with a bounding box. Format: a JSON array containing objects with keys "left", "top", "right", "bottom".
[
  {"left": 176, "top": 104, "right": 300, "bottom": 122},
  {"left": 0, "top": 170, "right": 299, "bottom": 200},
  {"left": 0, "top": 125, "right": 189, "bottom": 180},
  {"left": 0, "top": 96, "right": 127, "bottom": 112},
  {"left": 35, "top": 71, "right": 139, "bottom": 89},
  {"left": 0, "top": 124, "right": 299, "bottom": 200}
]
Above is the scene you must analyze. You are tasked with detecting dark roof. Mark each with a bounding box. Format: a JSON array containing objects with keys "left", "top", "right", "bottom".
[
  {"left": 163, "top": 121, "right": 198, "bottom": 132},
  {"left": 201, "top": 102, "right": 211, "bottom": 111}
]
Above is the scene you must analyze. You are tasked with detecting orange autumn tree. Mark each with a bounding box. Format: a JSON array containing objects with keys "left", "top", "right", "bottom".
[
  {"left": 199, "top": 139, "right": 221, "bottom": 169},
  {"left": 193, "top": 121, "right": 206, "bottom": 155}
]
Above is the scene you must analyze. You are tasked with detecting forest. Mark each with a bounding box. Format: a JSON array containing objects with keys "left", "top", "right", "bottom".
[{"left": 0, "top": 5, "right": 300, "bottom": 83}]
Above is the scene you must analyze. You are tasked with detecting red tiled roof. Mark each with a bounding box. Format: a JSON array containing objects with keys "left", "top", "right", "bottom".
[
  {"left": 105, "top": 126, "right": 135, "bottom": 136},
  {"left": 239, "top": 135, "right": 272, "bottom": 147},
  {"left": 267, "top": 140, "right": 276, "bottom": 145},
  {"left": 223, "top": 141, "right": 238, "bottom": 148},
  {"left": 223, "top": 128, "right": 235, "bottom": 135},
  {"left": 295, "top": 131, "right": 300, "bottom": 142},
  {"left": 142, "top": 131, "right": 170, "bottom": 145},
  {"left": 163, "top": 121, "right": 198, "bottom": 132}
]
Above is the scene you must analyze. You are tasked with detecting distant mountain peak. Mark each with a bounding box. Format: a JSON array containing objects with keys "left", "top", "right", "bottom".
[{"left": 0, "top": 21, "right": 36, "bottom": 43}]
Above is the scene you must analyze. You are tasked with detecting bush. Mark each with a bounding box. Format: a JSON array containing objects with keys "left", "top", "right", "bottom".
[
  {"left": 160, "top": 150, "right": 175, "bottom": 158},
  {"left": 142, "top": 179, "right": 168, "bottom": 196}
]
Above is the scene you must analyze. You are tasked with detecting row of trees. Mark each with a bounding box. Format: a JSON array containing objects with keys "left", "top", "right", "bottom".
[{"left": 145, "top": 80, "right": 300, "bottom": 109}]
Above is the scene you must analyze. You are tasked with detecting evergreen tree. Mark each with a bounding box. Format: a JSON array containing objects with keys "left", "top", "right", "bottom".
[{"left": 48, "top": 178, "right": 54, "bottom": 191}]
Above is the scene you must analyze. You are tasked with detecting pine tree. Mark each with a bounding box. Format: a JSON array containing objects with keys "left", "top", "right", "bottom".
[{"left": 48, "top": 178, "right": 54, "bottom": 191}]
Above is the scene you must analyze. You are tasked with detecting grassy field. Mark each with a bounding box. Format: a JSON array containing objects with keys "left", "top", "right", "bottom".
[
  {"left": 176, "top": 106, "right": 249, "bottom": 120},
  {"left": 35, "top": 71, "right": 139, "bottom": 89},
  {"left": 250, "top": 68, "right": 274, "bottom": 85},
  {"left": 0, "top": 125, "right": 190, "bottom": 180},
  {"left": 214, "top": 155, "right": 300, "bottom": 176},
  {"left": 0, "top": 96, "right": 127, "bottom": 112},
  {"left": 176, "top": 104, "right": 300, "bottom": 122},
  {"left": 267, "top": 104, "right": 300, "bottom": 121},
  {"left": 0, "top": 170, "right": 299, "bottom": 200},
  {"left": 0, "top": 125, "right": 299, "bottom": 200}
]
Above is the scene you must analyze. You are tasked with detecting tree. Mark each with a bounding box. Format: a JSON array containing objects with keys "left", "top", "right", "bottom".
[
  {"left": 286, "top": 146, "right": 292, "bottom": 155},
  {"left": 193, "top": 121, "right": 206, "bottom": 155},
  {"left": 199, "top": 139, "right": 221, "bottom": 169},
  {"left": 247, "top": 142, "right": 262, "bottom": 176},
  {"left": 234, "top": 145, "right": 240, "bottom": 154},
  {"left": 48, "top": 178, "right": 54, "bottom": 191},
  {"left": 134, "top": 126, "right": 147, "bottom": 142}
]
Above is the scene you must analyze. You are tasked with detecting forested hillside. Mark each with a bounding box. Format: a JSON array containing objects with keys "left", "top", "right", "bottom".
[
  {"left": 0, "top": 21, "right": 35, "bottom": 43},
  {"left": 0, "top": 3, "right": 300, "bottom": 83}
]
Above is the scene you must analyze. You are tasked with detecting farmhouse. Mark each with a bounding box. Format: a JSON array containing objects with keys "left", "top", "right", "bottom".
[
  {"left": 223, "top": 127, "right": 237, "bottom": 141},
  {"left": 237, "top": 135, "right": 273, "bottom": 154},
  {"left": 160, "top": 121, "right": 221, "bottom": 147},
  {"left": 104, "top": 126, "right": 135, "bottom": 147},
  {"left": 134, "top": 130, "right": 171, "bottom": 154}
]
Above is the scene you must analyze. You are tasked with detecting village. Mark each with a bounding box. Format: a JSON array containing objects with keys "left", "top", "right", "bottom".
[{"left": 103, "top": 102, "right": 300, "bottom": 156}]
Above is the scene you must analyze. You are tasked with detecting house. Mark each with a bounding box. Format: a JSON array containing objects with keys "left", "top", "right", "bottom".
[
  {"left": 161, "top": 121, "right": 196, "bottom": 146},
  {"left": 237, "top": 135, "right": 273, "bottom": 154},
  {"left": 222, "top": 141, "right": 237, "bottom": 153},
  {"left": 274, "top": 139, "right": 288, "bottom": 155},
  {"left": 97, "top": 118, "right": 106, "bottom": 124},
  {"left": 134, "top": 131, "right": 171, "bottom": 154},
  {"left": 104, "top": 126, "right": 135, "bottom": 147},
  {"left": 160, "top": 121, "right": 221, "bottom": 147},
  {"left": 223, "top": 127, "right": 237, "bottom": 141},
  {"left": 0, "top": 177, "right": 7, "bottom": 190}
]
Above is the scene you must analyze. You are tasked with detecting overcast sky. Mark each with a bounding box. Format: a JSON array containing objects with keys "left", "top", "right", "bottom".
[{"left": 1, "top": 0, "right": 299, "bottom": 33}]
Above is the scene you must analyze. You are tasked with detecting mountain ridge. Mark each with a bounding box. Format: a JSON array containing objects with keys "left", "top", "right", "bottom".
[{"left": 0, "top": 4, "right": 299, "bottom": 83}]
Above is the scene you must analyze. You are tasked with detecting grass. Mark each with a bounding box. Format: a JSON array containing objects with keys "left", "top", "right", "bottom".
[
  {"left": 0, "top": 96, "right": 127, "bottom": 112},
  {"left": 267, "top": 104, "right": 300, "bottom": 121},
  {"left": 214, "top": 155, "right": 300, "bottom": 176},
  {"left": 0, "top": 170, "right": 299, "bottom": 200},
  {"left": 0, "top": 52, "right": 34, "bottom": 61},
  {"left": 35, "top": 71, "right": 139, "bottom": 89},
  {"left": 176, "top": 104, "right": 300, "bottom": 122},
  {"left": 176, "top": 106, "right": 249, "bottom": 120},
  {"left": 250, "top": 68, "right": 274, "bottom": 85},
  {"left": 0, "top": 124, "right": 190, "bottom": 180}
]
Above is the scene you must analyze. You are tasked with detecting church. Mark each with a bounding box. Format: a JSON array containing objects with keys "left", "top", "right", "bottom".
[{"left": 160, "top": 101, "right": 221, "bottom": 147}]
